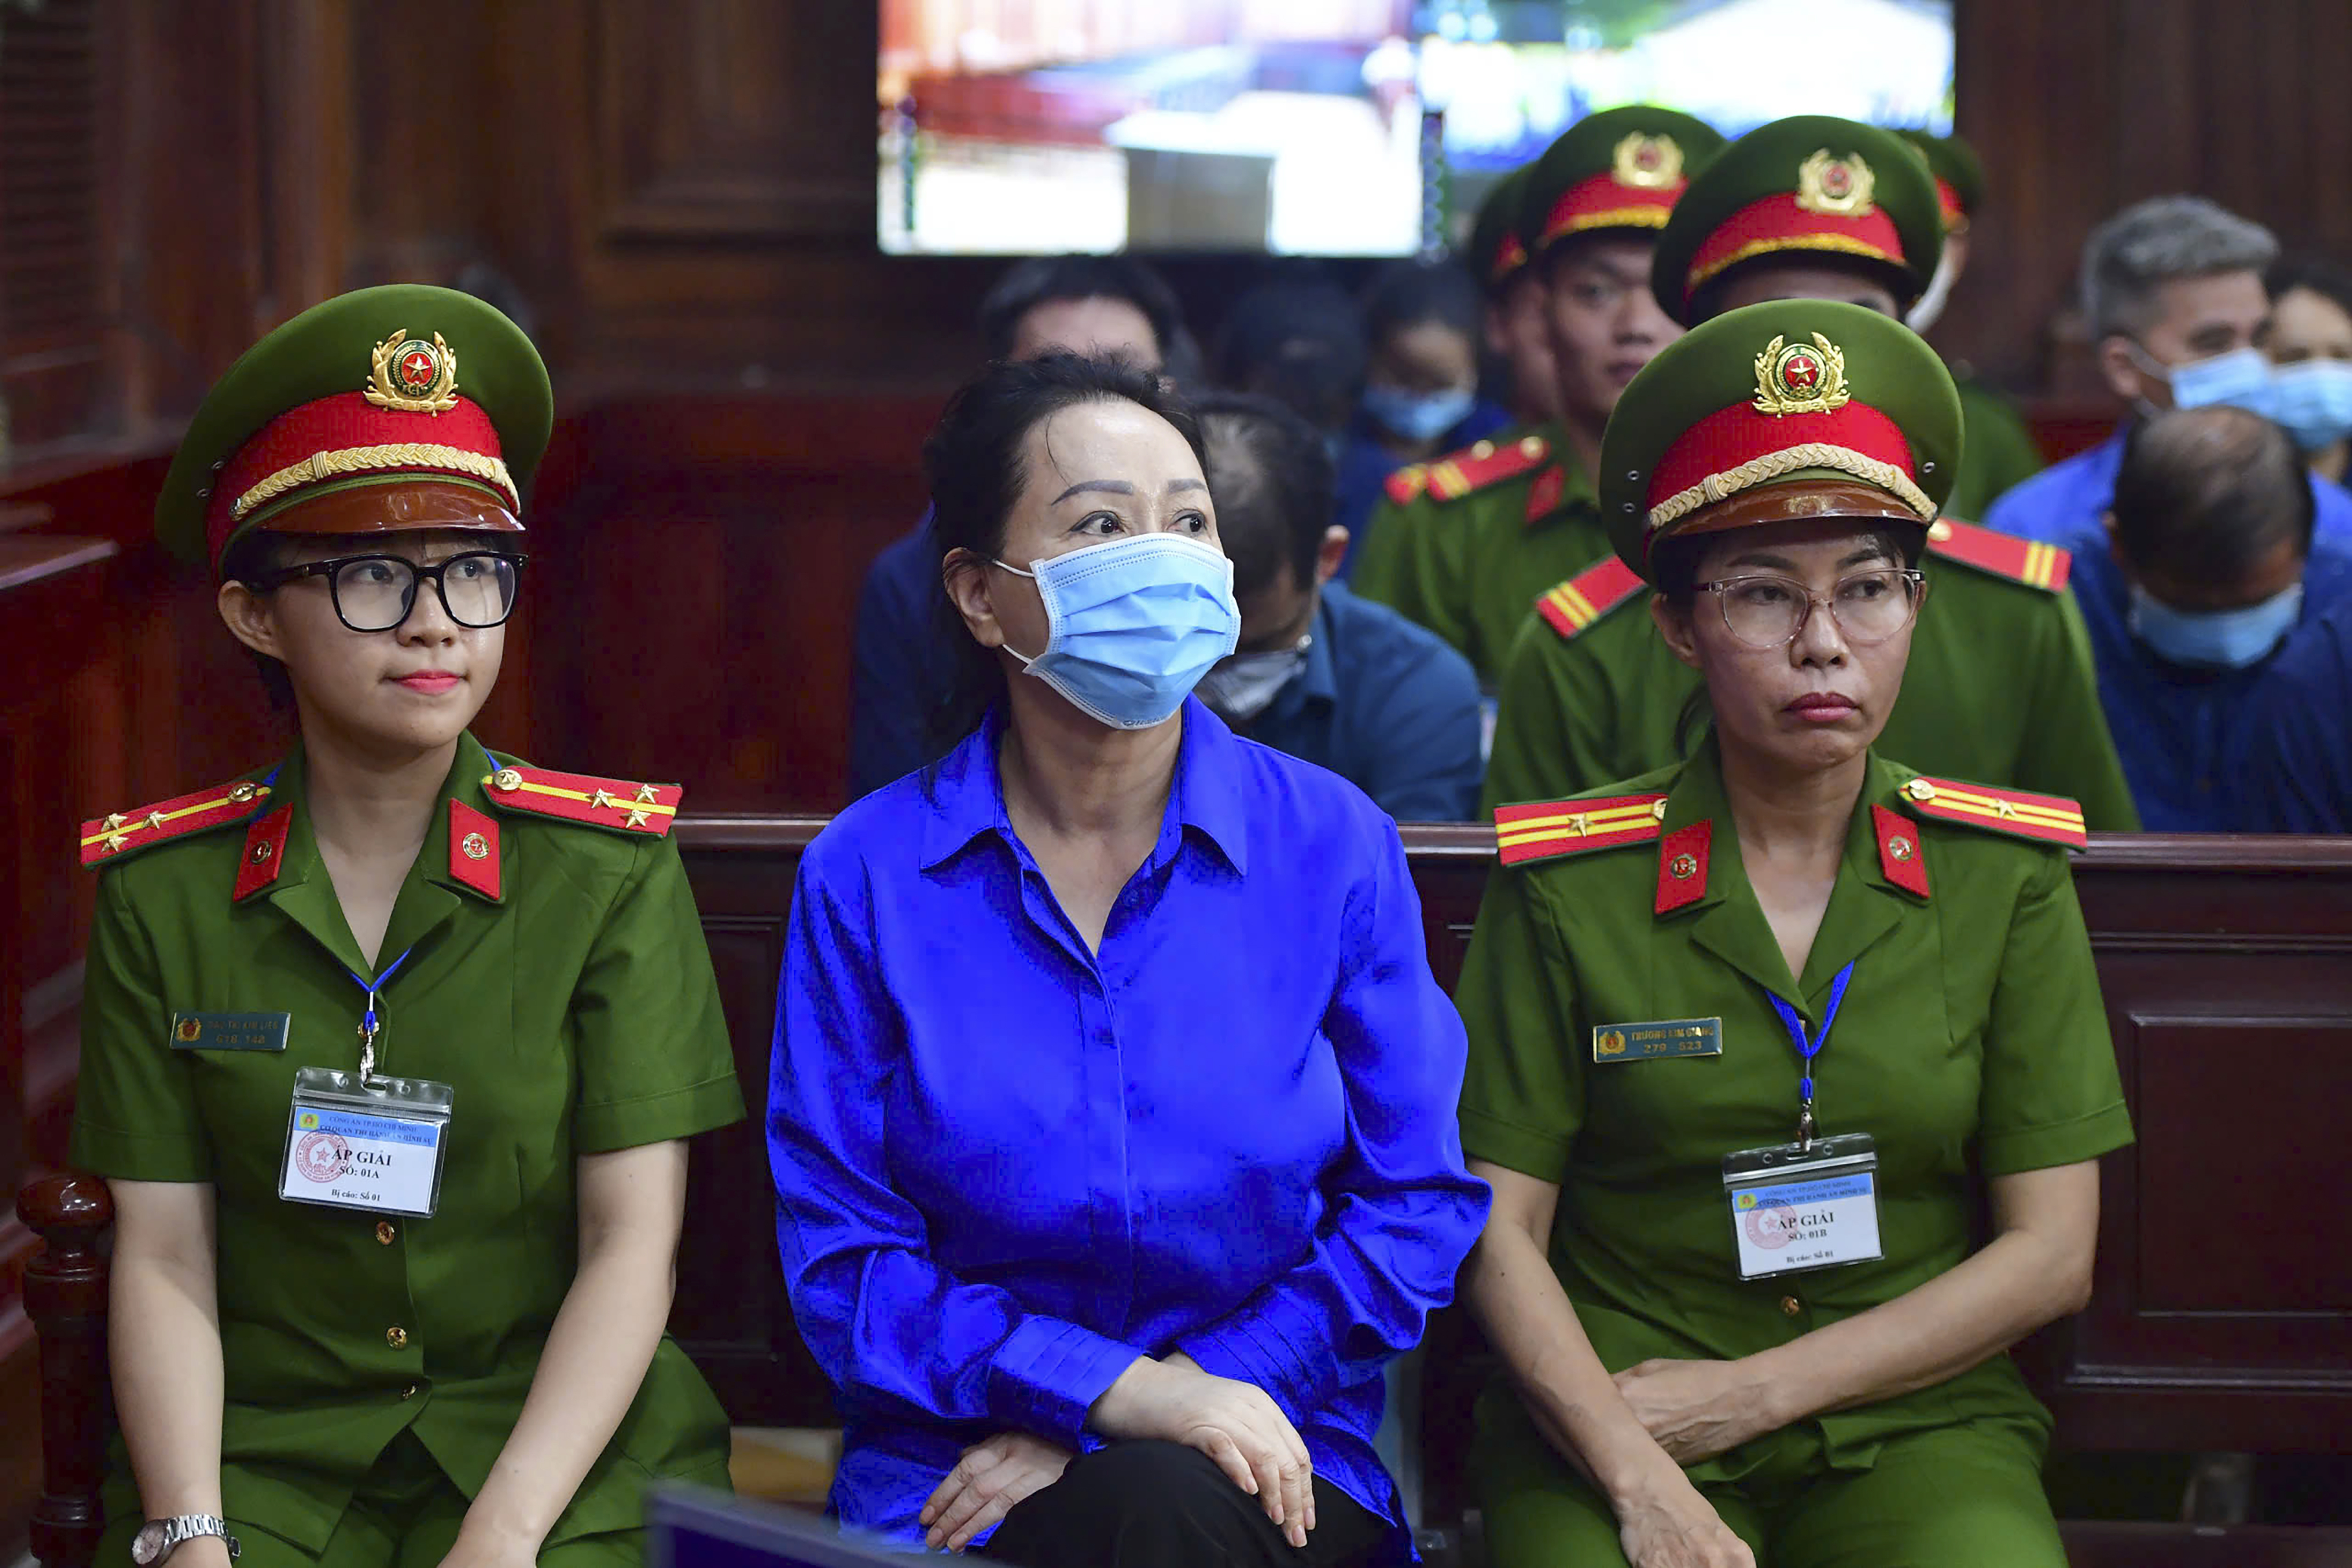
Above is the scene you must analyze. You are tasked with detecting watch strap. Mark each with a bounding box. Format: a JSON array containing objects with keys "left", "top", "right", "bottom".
[{"left": 153, "top": 1516, "right": 240, "bottom": 1561}]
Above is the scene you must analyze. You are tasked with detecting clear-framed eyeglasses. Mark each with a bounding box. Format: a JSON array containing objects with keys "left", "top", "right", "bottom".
[
  {"left": 248, "top": 551, "right": 527, "bottom": 634},
  {"left": 1698, "top": 567, "right": 1926, "bottom": 650}
]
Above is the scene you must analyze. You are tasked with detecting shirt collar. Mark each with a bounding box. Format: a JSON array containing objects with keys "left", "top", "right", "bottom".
[{"left": 918, "top": 700, "right": 1250, "bottom": 877}]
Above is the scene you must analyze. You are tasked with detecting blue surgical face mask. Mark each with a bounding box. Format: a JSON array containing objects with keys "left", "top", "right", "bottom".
[
  {"left": 993, "top": 533, "right": 1241, "bottom": 729},
  {"left": 1196, "top": 636, "right": 1311, "bottom": 725},
  {"left": 2127, "top": 580, "right": 2304, "bottom": 670},
  {"left": 1362, "top": 381, "right": 1478, "bottom": 443},
  {"left": 2270, "top": 358, "right": 2352, "bottom": 451},
  {"left": 2132, "top": 342, "right": 2277, "bottom": 418}
]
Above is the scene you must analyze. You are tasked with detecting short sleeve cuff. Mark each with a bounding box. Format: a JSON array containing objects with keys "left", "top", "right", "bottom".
[
  {"left": 1459, "top": 1104, "right": 1572, "bottom": 1181},
  {"left": 575, "top": 1073, "right": 747, "bottom": 1155},
  {"left": 986, "top": 1316, "right": 1144, "bottom": 1448},
  {"left": 1979, "top": 1099, "right": 2135, "bottom": 1177},
  {"left": 1177, "top": 1289, "right": 1335, "bottom": 1420},
  {"left": 67, "top": 1122, "right": 211, "bottom": 1183}
]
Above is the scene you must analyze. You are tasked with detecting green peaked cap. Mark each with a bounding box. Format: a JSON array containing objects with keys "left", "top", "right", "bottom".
[
  {"left": 1600, "top": 298, "right": 1962, "bottom": 581},
  {"left": 1896, "top": 127, "right": 1986, "bottom": 225},
  {"left": 1515, "top": 104, "right": 1726, "bottom": 260},
  {"left": 1651, "top": 115, "right": 1945, "bottom": 325},
  {"left": 157, "top": 284, "right": 553, "bottom": 570},
  {"left": 1464, "top": 166, "right": 1535, "bottom": 293}
]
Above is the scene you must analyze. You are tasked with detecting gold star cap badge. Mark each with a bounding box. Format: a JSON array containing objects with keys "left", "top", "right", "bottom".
[
  {"left": 1796, "top": 149, "right": 1876, "bottom": 217},
  {"left": 1613, "top": 132, "right": 1684, "bottom": 190},
  {"left": 1751, "top": 332, "right": 1852, "bottom": 417},
  {"left": 365, "top": 329, "right": 461, "bottom": 415}
]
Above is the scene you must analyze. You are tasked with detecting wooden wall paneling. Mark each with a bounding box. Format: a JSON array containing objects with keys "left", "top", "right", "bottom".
[{"left": 255, "top": 0, "right": 353, "bottom": 317}]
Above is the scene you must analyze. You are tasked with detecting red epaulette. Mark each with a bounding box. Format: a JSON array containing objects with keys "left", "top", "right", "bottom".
[
  {"left": 1384, "top": 464, "right": 1430, "bottom": 506},
  {"left": 482, "top": 762, "right": 683, "bottom": 838},
  {"left": 1926, "top": 518, "right": 2071, "bottom": 592},
  {"left": 1495, "top": 793, "right": 1668, "bottom": 867},
  {"left": 1536, "top": 556, "right": 1644, "bottom": 640},
  {"left": 79, "top": 777, "right": 273, "bottom": 868},
  {"left": 1898, "top": 776, "right": 2086, "bottom": 849},
  {"left": 1423, "top": 433, "right": 1552, "bottom": 503}
]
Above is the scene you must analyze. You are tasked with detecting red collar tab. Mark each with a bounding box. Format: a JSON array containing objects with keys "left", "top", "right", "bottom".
[
  {"left": 1872, "top": 804, "right": 1931, "bottom": 898},
  {"left": 80, "top": 778, "right": 274, "bottom": 869},
  {"left": 1384, "top": 464, "right": 1430, "bottom": 506},
  {"left": 448, "top": 798, "right": 502, "bottom": 898},
  {"left": 1536, "top": 556, "right": 1644, "bottom": 641},
  {"left": 1523, "top": 464, "right": 1569, "bottom": 526},
  {"left": 1934, "top": 177, "right": 1968, "bottom": 232},
  {"left": 1925, "top": 518, "right": 2071, "bottom": 592},
  {"left": 1495, "top": 793, "right": 1667, "bottom": 868},
  {"left": 1426, "top": 434, "right": 1551, "bottom": 503},
  {"left": 482, "top": 763, "right": 683, "bottom": 838},
  {"left": 233, "top": 807, "right": 295, "bottom": 901},
  {"left": 1654, "top": 821, "right": 1713, "bottom": 914},
  {"left": 1900, "top": 776, "right": 2087, "bottom": 849}
]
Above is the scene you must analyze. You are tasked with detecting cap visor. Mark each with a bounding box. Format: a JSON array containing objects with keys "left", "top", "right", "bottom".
[
  {"left": 1665, "top": 475, "right": 1927, "bottom": 546},
  {"left": 260, "top": 479, "right": 523, "bottom": 537}
]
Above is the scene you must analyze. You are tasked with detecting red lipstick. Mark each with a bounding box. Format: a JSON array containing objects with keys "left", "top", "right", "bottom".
[{"left": 395, "top": 671, "right": 462, "bottom": 696}]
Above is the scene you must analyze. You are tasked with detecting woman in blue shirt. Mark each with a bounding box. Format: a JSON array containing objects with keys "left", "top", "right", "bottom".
[{"left": 768, "top": 354, "right": 1489, "bottom": 1566}]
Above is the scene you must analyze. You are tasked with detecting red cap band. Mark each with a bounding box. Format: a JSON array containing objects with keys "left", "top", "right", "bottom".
[
  {"left": 1683, "top": 192, "right": 1909, "bottom": 301},
  {"left": 1541, "top": 170, "right": 1684, "bottom": 246},
  {"left": 1646, "top": 400, "right": 1916, "bottom": 518}
]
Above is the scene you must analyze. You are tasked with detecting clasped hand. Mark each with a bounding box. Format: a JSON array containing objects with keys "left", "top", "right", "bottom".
[
  {"left": 1611, "top": 1354, "right": 1781, "bottom": 1465},
  {"left": 1094, "top": 1352, "right": 1316, "bottom": 1549}
]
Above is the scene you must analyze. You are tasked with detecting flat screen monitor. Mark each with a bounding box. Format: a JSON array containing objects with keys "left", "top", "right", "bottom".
[{"left": 878, "top": 0, "right": 1955, "bottom": 257}]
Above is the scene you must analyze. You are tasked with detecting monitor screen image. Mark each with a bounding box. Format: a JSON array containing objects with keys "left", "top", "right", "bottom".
[{"left": 877, "top": 0, "right": 1955, "bottom": 257}]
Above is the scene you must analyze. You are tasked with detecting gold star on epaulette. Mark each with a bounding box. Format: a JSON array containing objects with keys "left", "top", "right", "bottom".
[
  {"left": 590, "top": 789, "right": 616, "bottom": 810},
  {"left": 624, "top": 809, "right": 651, "bottom": 828},
  {"left": 634, "top": 784, "right": 658, "bottom": 804}
]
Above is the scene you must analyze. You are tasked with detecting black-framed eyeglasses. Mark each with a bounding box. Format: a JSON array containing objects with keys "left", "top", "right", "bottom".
[
  {"left": 1697, "top": 568, "right": 1926, "bottom": 649},
  {"left": 247, "top": 551, "right": 528, "bottom": 634}
]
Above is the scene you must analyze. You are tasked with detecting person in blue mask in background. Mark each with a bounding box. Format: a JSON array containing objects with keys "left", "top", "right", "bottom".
[
  {"left": 2066, "top": 405, "right": 2351, "bottom": 830},
  {"left": 2265, "top": 254, "right": 2352, "bottom": 494},
  {"left": 1986, "top": 196, "right": 2352, "bottom": 549},
  {"left": 1333, "top": 259, "right": 1514, "bottom": 571},
  {"left": 768, "top": 351, "right": 1489, "bottom": 1567}
]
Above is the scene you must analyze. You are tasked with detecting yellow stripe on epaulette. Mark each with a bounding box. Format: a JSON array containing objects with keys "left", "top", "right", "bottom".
[
  {"left": 79, "top": 778, "right": 272, "bottom": 867},
  {"left": 1495, "top": 793, "right": 1669, "bottom": 866},
  {"left": 1422, "top": 433, "right": 1551, "bottom": 505},
  {"left": 1536, "top": 556, "right": 1644, "bottom": 640},
  {"left": 1925, "top": 518, "right": 2073, "bottom": 593},
  {"left": 1900, "top": 776, "right": 2086, "bottom": 849}
]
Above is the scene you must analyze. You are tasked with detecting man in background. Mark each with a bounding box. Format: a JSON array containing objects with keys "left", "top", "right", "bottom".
[
  {"left": 1194, "top": 392, "right": 1483, "bottom": 821},
  {"left": 1986, "top": 195, "right": 2352, "bottom": 547},
  {"left": 2073, "top": 406, "right": 2351, "bottom": 829},
  {"left": 847, "top": 255, "right": 1184, "bottom": 797}
]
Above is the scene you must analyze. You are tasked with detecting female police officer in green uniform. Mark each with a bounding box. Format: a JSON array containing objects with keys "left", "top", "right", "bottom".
[
  {"left": 69, "top": 285, "right": 744, "bottom": 1568},
  {"left": 1454, "top": 299, "right": 2133, "bottom": 1568}
]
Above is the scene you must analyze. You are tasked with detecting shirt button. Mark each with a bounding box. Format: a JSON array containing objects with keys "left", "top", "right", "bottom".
[
  {"left": 400, "top": 1383, "right": 419, "bottom": 1400},
  {"left": 1779, "top": 1295, "right": 1802, "bottom": 1317},
  {"left": 375, "top": 1221, "right": 397, "bottom": 1245},
  {"left": 387, "top": 1325, "right": 408, "bottom": 1349}
]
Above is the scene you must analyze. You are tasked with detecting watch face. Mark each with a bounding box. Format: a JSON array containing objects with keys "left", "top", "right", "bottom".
[{"left": 131, "top": 1523, "right": 166, "bottom": 1566}]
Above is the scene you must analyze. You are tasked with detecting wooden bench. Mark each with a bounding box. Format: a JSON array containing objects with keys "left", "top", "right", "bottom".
[{"left": 19, "top": 822, "right": 2352, "bottom": 1567}]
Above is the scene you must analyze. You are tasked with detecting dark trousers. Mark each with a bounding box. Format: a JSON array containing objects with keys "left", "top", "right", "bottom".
[{"left": 979, "top": 1440, "right": 1395, "bottom": 1568}]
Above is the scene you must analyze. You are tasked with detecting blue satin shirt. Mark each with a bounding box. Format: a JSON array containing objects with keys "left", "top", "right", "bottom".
[{"left": 767, "top": 699, "right": 1490, "bottom": 1549}]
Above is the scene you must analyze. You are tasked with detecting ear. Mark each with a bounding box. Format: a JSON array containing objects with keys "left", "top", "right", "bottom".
[
  {"left": 1649, "top": 591, "right": 1703, "bottom": 671},
  {"left": 1314, "top": 525, "right": 1349, "bottom": 585},
  {"left": 941, "top": 547, "right": 1007, "bottom": 650},
  {"left": 2097, "top": 336, "right": 2154, "bottom": 407},
  {"left": 217, "top": 578, "right": 286, "bottom": 661}
]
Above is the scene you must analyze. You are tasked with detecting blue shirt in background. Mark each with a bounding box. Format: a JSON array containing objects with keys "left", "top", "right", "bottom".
[
  {"left": 1985, "top": 428, "right": 2352, "bottom": 546},
  {"left": 2242, "top": 592, "right": 2352, "bottom": 832},
  {"left": 2062, "top": 517, "right": 2352, "bottom": 831},
  {"left": 1236, "top": 582, "right": 1483, "bottom": 821},
  {"left": 1334, "top": 400, "right": 1514, "bottom": 579},
  {"left": 767, "top": 700, "right": 1490, "bottom": 1549},
  {"left": 848, "top": 514, "right": 954, "bottom": 800}
]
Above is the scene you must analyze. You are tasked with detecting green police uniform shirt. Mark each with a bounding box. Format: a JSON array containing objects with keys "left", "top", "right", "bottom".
[
  {"left": 70, "top": 736, "right": 744, "bottom": 1554},
  {"left": 1456, "top": 742, "right": 2134, "bottom": 1479},
  {"left": 1947, "top": 374, "right": 2046, "bottom": 527},
  {"left": 1348, "top": 423, "right": 1611, "bottom": 687},
  {"left": 1482, "top": 541, "right": 2143, "bottom": 831}
]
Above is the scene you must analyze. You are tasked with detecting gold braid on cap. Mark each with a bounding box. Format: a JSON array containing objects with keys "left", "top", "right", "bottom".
[
  {"left": 1645, "top": 442, "right": 1935, "bottom": 534},
  {"left": 231, "top": 444, "right": 518, "bottom": 521}
]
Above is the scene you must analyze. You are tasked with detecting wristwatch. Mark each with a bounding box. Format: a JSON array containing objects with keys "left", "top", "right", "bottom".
[{"left": 131, "top": 1516, "right": 240, "bottom": 1565}]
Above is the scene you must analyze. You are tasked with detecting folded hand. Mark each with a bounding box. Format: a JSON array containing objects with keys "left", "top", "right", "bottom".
[{"left": 920, "top": 1431, "right": 1074, "bottom": 1552}]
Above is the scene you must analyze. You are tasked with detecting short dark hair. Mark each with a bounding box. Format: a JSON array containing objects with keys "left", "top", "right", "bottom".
[
  {"left": 1209, "top": 279, "right": 1367, "bottom": 433},
  {"left": 976, "top": 256, "right": 1184, "bottom": 364},
  {"left": 1194, "top": 391, "right": 1335, "bottom": 601},
  {"left": 2266, "top": 251, "right": 2352, "bottom": 318},
  {"left": 2112, "top": 406, "right": 2314, "bottom": 581},
  {"left": 921, "top": 352, "right": 1205, "bottom": 748},
  {"left": 1363, "top": 258, "right": 1482, "bottom": 349}
]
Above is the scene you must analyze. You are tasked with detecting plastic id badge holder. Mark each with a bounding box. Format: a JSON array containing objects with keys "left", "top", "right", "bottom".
[
  {"left": 1720, "top": 1132, "right": 1882, "bottom": 1280},
  {"left": 279, "top": 1067, "right": 453, "bottom": 1217}
]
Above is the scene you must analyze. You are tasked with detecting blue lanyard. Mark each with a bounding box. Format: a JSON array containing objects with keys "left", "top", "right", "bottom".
[
  {"left": 341, "top": 946, "right": 416, "bottom": 1083},
  {"left": 1765, "top": 962, "right": 1855, "bottom": 1148}
]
